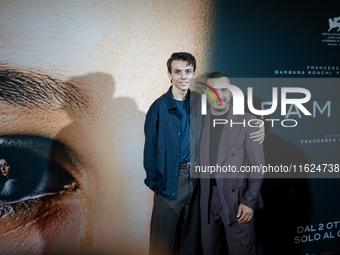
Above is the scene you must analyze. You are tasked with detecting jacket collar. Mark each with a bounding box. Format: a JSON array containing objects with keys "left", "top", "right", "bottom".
[
  {"left": 200, "top": 105, "right": 243, "bottom": 166},
  {"left": 164, "top": 86, "right": 176, "bottom": 110},
  {"left": 164, "top": 86, "right": 191, "bottom": 110}
]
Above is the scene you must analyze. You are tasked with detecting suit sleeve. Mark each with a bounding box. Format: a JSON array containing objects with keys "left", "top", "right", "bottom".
[
  {"left": 143, "top": 105, "right": 161, "bottom": 192},
  {"left": 240, "top": 119, "right": 265, "bottom": 209}
]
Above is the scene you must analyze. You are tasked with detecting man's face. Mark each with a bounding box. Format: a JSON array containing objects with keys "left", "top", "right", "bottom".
[
  {"left": 168, "top": 60, "right": 195, "bottom": 91},
  {"left": 0, "top": 159, "right": 10, "bottom": 177},
  {"left": 207, "top": 77, "right": 232, "bottom": 114},
  {"left": 0, "top": 1, "right": 213, "bottom": 254}
]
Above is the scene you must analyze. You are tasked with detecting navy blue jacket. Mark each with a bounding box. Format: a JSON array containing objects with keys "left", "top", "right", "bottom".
[{"left": 143, "top": 86, "right": 202, "bottom": 199}]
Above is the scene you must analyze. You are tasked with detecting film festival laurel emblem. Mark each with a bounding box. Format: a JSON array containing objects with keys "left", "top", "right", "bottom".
[
  {"left": 322, "top": 15, "right": 340, "bottom": 47},
  {"left": 328, "top": 16, "right": 340, "bottom": 32}
]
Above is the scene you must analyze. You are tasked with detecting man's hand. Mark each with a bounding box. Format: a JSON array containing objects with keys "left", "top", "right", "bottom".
[
  {"left": 249, "top": 120, "right": 265, "bottom": 144},
  {"left": 237, "top": 203, "right": 254, "bottom": 224}
]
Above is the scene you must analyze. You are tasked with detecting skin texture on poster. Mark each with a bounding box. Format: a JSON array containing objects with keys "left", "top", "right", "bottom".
[{"left": 0, "top": 1, "right": 215, "bottom": 254}]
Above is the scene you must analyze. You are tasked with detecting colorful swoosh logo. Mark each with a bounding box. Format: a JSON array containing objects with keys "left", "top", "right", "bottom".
[{"left": 196, "top": 82, "right": 222, "bottom": 106}]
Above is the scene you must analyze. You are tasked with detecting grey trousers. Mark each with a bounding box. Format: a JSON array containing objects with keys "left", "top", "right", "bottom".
[
  {"left": 201, "top": 185, "right": 256, "bottom": 255},
  {"left": 149, "top": 167, "right": 200, "bottom": 255}
]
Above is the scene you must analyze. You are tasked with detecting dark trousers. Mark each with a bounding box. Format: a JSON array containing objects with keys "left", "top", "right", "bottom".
[
  {"left": 149, "top": 167, "right": 200, "bottom": 255},
  {"left": 201, "top": 186, "right": 256, "bottom": 255}
]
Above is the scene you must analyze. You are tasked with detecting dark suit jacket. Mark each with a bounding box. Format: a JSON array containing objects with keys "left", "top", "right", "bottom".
[{"left": 200, "top": 106, "right": 265, "bottom": 225}]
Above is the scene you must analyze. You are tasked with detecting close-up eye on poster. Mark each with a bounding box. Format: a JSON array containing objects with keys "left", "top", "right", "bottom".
[{"left": 0, "top": 0, "right": 339, "bottom": 255}]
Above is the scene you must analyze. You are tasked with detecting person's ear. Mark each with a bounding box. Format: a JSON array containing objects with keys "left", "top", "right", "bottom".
[{"left": 167, "top": 72, "right": 172, "bottom": 84}]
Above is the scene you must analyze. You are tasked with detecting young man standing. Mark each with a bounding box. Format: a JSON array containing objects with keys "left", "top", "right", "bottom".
[
  {"left": 143, "top": 54, "right": 264, "bottom": 255},
  {"left": 199, "top": 72, "right": 265, "bottom": 255},
  {"left": 144, "top": 52, "right": 200, "bottom": 255}
]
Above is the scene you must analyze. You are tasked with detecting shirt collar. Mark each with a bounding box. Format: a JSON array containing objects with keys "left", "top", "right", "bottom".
[{"left": 165, "top": 86, "right": 191, "bottom": 110}]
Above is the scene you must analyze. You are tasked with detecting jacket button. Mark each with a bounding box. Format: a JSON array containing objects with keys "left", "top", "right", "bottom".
[
  {"left": 231, "top": 153, "right": 235, "bottom": 156},
  {"left": 232, "top": 189, "right": 235, "bottom": 192},
  {"left": 178, "top": 132, "right": 180, "bottom": 135},
  {"left": 172, "top": 193, "right": 175, "bottom": 196}
]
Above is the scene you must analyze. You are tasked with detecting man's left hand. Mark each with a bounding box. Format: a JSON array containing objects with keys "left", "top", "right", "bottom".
[
  {"left": 249, "top": 120, "right": 265, "bottom": 144},
  {"left": 237, "top": 203, "right": 254, "bottom": 224}
]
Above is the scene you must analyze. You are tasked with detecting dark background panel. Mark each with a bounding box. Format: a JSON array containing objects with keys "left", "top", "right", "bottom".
[
  {"left": 213, "top": 0, "right": 340, "bottom": 78},
  {"left": 213, "top": 1, "right": 340, "bottom": 254}
]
